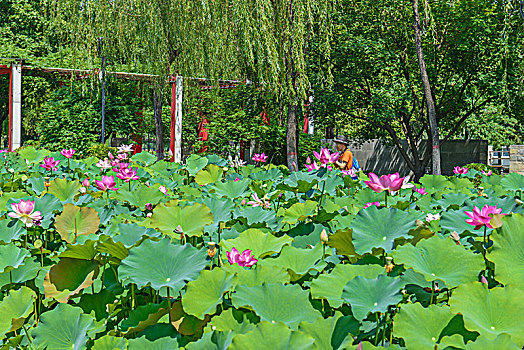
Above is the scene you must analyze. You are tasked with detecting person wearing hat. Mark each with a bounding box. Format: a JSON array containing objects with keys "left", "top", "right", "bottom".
[{"left": 334, "top": 135, "right": 354, "bottom": 171}]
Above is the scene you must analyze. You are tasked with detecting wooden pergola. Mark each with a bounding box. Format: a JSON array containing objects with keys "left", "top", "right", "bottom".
[{"left": 0, "top": 60, "right": 240, "bottom": 161}]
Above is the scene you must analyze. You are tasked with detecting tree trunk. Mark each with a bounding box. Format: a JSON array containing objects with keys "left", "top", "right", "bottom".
[
  {"left": 286, "top": 103, "right": 298, "bottom": 171},
  {"left": 412, "top": 0, "right": 441, "bottom": 175},
  {"left": 153, "top": 88, "right": 164, "bottom": 161}
]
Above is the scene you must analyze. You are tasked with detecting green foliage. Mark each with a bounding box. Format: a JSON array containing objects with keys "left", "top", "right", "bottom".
[{"left": 0, "top": 149, "right": 523, "bottom": 348}]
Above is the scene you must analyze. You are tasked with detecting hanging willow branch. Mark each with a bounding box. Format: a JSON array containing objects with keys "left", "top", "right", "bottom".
[{"left": 45, "top": 0, "right": 334, "bottom": 103}]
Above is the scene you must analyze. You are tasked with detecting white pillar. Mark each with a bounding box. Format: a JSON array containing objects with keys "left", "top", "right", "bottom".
[
  {"left": 174, "top": 76, "right": 183, "bottom": 163},
  {"left": 11, "top": 63, "right": 22, "bottom": 150}
]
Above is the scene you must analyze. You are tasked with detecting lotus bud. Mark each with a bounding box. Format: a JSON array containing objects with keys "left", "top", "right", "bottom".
[
  {"left": 175, "top": 225, "right": 184, "bottom": 240},
  {"left": 207, "top": 242, "right": 217, "bottom": 258},
  {"left": 415, "top": 219, "right": 424, "bottom": 227},
  {"left": 79, "top": 187, "right": 87, "bottom": 194},
  {"left": 241, "top": 198, "right": 247, "bottom": 205},
  {"left": 82, "top": 178, "right": 90, "bottom": 187},
  {"left": 385, "top": 256, "right": 394, "bottom": 273},
  {"left": 320, "top": 229, "right": 329, "bottom": 244},
  {"left": 145, "top": 203, "right": 153, "bottom": 211},
  {"left": 450, "top": 231, "right": 460, "bottom": 244},
  {"left": 223, "top": 167, "right": 228, "bottom": 172},
  {"left": 480, "top": 275, "right": 488, "bottom": 285},
  {"left": 146, "top": 212, "right": 152, "bottom": 218}
]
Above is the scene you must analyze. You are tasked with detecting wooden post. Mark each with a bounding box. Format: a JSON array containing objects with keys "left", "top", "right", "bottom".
[
  {"left": 174, "top": 76, "right": 183, "bottom": 163},
  {"left": 170, "top": 77, "right": 176, "bottom": 162},
  {"left": 10, "top": 63, "right": 22, "bottom": 151}
]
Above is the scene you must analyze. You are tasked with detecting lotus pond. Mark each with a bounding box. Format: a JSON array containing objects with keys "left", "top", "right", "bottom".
[{"left": 0, "top": 146, "right": 524, "bottom": 349}]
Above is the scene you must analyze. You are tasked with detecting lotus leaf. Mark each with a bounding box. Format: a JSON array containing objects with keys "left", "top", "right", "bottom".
[
  {"left": 48, "top": 178, "right": 82, "bottom": 202},
  {"left": 0, "top": 258, "right": 40, "bottom": 288},
  {"left": 264, "top": 244, "right": 324, "bottom": 281},
  {"left": 182, "top": 268, "right": 235, "bottom": 318},
  {"left": 44, "top": 258, "right": 99, "bottom": 303},
  {"left": 327, "top": 228, "right": 357, "bottom": 257},
  {"left": 229, "top": 321, "right": 315, "bottom": 350},
  {"left": 393, "top": 303, "right": 459, "bottom": 349},
  {"left": 342, "top": 274, "right": 404, "bottom": 321},
  {"left": 114, "top": 185, "right": 165, "bottom": 208},
  {"left": 212, "top": 179, "right": 250, "bottom": 198},
  {"left": 92, "top": 335, "right": 128, "bottom": 350},
  {"left": 420, "top": 175, "right": 453, "bottom": 193},
  {"left": 0, "top": 286, "right": 36, "bottom": 338},
  {"left": 298, "top": 312, "right": 357, "bottom": 350},
  {"left": 201, "top": 197, "right": 235, "bottom": 224},
  {"left": 32, "top": 303, "right": 99, "bottom": 350},
  {"left": 195, "top": 164, "right": 223, "bottom": 185},
  {"left": 450, "top": 282, "right": 524, "bottom": 345},
  {"left": 186, "top": 154, "right": 209, "bottom": 176},
  {"left": 0, "top": 219, "right": 25, "bottom": 243},
  {"left": 465, "top": 333, "right": 520, "bottom": 349},
  {"left": 121, "top": 301, "right": 170, "bottom": 334},
  {"left": 222, "top": 260, "right": 290, "bottom": 287},
  {"left": 59, "top": 240, "right": 97, "bottom": 260},
  {"left": 351, "top": 206, "right": 416, "bottom": 254},
  {"left": 169, "top": 300, "right": 210, "bottom": 336},
  {"left": 221, "top": 228, "right": 292, "bottom": 259},
  {"left": 207, "top": 308, "right": 256, "bottom": 334},
  {"left": 148, "top": 202, "right": 213, "bottom": 237},
  {"left": 280, "top": 200, "right": 318, "bottom": 225},
  {"left": 393, "top": 235, "right": 484, "bottom": 288},
  {"left": 488, "top": 214, "right": 524, "bottom": 289},
  {"left": 131, "top": 151, "right": 157, "bottom": 165},
  {"left": 0, "top": 245, "right": 30, "bottom": 273},
  {"left": 55, "top": 204, "right": 101, "bottom": 243},
  {"left": 501, "top": 173, "right": 524, "bottom": 192},
  {"left": 232, "top": 283, "right": 321, "bottom": 328},
  {"left": 119, "top": 239, "right": 207, "bottom": 293},
  {"left": 113, "top": 223, "right": 160, "bottom": 247},
  {"left": 311, "top": 264, "right": 385, "bottom": 308}
]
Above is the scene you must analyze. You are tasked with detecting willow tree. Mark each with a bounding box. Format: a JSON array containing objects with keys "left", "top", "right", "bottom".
[{"left": 47, "top": 0, "right": 332, "bottom": 166}]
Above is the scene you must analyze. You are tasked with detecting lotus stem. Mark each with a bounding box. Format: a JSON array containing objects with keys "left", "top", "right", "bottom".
[
  {"left": 167, "top": 287, "right": 172, "bottom": 323},
  {"left": 131, "top": 284, "right": 135, "bottom": 309},
  {"left": 430, "top": 281, "right": 435, "bottom": 304},
  {"left": 375, "top": 312, "right": 380, "bottom": 346},
  {"left": 22, "top": 324, "right": 36, "bottom": 350},
  {"left": 385, "top": 191, "right": 388, "bottom": 208}
]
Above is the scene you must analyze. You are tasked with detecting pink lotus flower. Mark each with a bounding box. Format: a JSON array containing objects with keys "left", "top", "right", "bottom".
[
  {"left": 305, "top": 161, "right": 320, "bottom": 172},
  {"left": 96, "top": 158, "right": 112, "bottom": 170},
  {"left": 252, "top": 153, "right": 268, "bottom": 163},
  {"left": 453, "top": 166, "right": 468, "bottom": 175},
  {"left": 8, "top": 199, "right": 43, "bottom": 227},
  {"left": 82, "top": 178, "right": 90, "bottom": 187},
  {"left": 118, "top": 144, "right": 134, "bottom": 153},
  {"left": 413, "top": 187, "right": 427, "bottom": 195},
  {"left": 241, "top": 198, "right": 247, "bottom": 205},
  {"left": 112, "top": 162, "right": 129, "bottom": 172},
  {"left": 234, "top": 177, "right": 240, "bottom": 182},
  {"left": 363, "top": 202, "right": 380, "bottom": 209},
  {"left": 246, "top": 193, "right": 270, "bottom": 209},
  {"left": 426, "top": 213, "right": 440, "bottom": 222},
  {"left": 313, "top": 148, "right": 339, "bottom": 165},
  {"left": 159, "top": 185, "right": 168, "bottom": 195},
  {"left": 60, "top": 148, "right": 75, "bottom": 159},
  {"left": 482, "top": 170, "right": 492, "bottom": 176},
  {"left": 40, "top": 156, "right": 60, "bottom": 171},
  {"left": 227, "top": 247, "right": 258, "bottom": 267},
  {"left": 95, "top": 175, "right": 119, "bottom": 191},
  {"left": 145, "top": 203, "right": 153, "bottom": 211},
  {"left": 116, "top": 152, "right": 129, "bottom": 161},
  {"left": 341, "top": 168, "right": 356, "bottom": 178},
  {"left": 465, "top": 205, "right": 504, "bottom": 230},
  {"left": 108, "top": 152, "right": 115, "bottom": 160},
  {"left": 364, "top": 173, "right": 404, "bottom": 193},
  {"left": 116, "top": 167, "right": 139, "bottom": 182}
]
